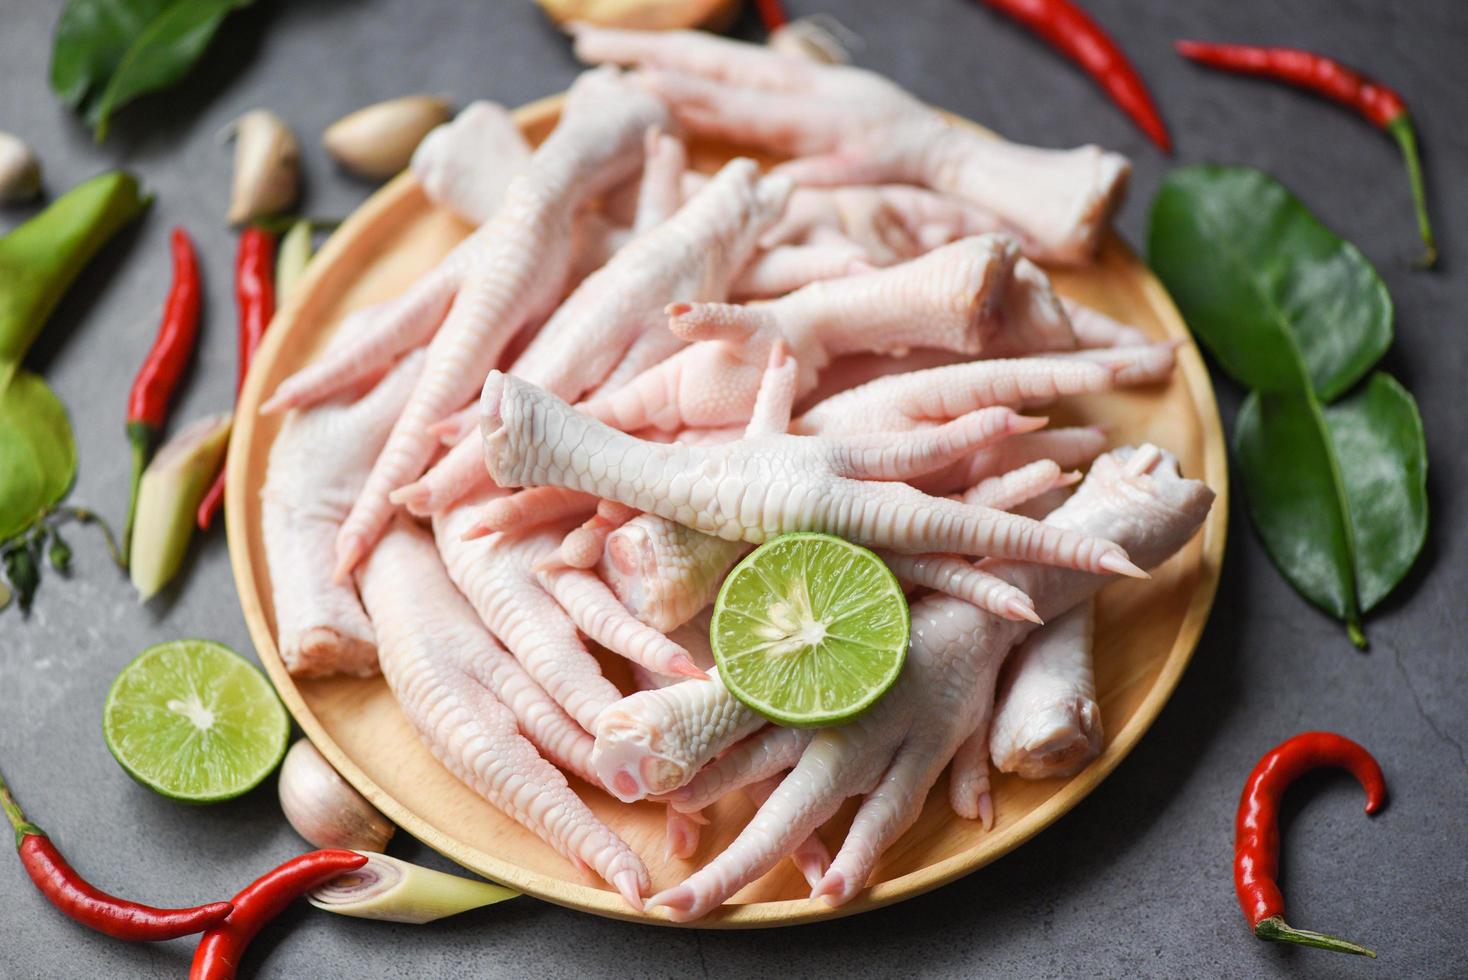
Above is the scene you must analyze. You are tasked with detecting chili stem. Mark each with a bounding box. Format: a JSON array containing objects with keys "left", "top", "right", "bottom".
[
  {"left": 1256, "top": 916, "right": 1375, "bottom": 958},
  {"left": 1385, "top": 115, "right": 1436, "bottom": 267},
  {"left": 56, "top": 506, "right": 126, "bottom": 570},
  {"left": 0, "top": 767, "right": 44, "bottom": 845},
  {"left": 123, "top": 426, "right": 150, "bottom": 564}
]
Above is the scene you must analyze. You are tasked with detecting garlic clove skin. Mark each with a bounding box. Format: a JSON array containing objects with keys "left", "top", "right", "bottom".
[
  {"left": 278, "top": 738, "right": 395, "bottom": 851},
  {"left": 538, "top": 0, "right": 739, "bottom": 31},
  {"left": 0, "top": 131, "right": 42, "bottom": 204},
  {"left": 323, "top": 96, "right": 452, "bottom": 181},
  {"left": 228, "top": 109, "right": 299, "bottom": 226}
]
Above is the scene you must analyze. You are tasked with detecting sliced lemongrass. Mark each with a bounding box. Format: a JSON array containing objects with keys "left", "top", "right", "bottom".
[{"left": 307, "top": 852, "right": 517, "bottom": 924}]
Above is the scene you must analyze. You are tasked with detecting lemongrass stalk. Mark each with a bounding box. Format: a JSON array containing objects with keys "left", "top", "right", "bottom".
[
  {"left": 275, "top": 220, "right": 314, "bottom": 302},
  {"left": 128, "top": 413, "right": 230, "bottom": 600},
  {"left": 307, "top": 852, "right": 517, "bottom": 924}
]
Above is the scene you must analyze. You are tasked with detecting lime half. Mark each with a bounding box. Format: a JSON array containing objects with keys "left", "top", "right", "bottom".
[
  {"left": 103, "top": 640, "right": 289, "bottom": 803},
  {"left": 711, "top": 533, "right": 909, "bottom": 727}
]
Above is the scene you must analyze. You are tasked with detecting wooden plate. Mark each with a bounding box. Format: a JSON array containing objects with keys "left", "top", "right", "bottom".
[{"left": 226, "top": 95, "right": 1228, "bottom": 927}]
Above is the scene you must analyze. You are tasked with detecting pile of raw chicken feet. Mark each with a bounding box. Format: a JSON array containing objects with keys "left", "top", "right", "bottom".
[{"left": 260, "top": 27, "right": 1215, "bottom": 920}]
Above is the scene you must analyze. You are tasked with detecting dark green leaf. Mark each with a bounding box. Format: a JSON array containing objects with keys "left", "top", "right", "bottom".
[
  {"left": 0, "top": 371, "right": 78, "bottom": 542},
  {"left": 1149, "top": 165, "right": 1392, "bottom": 400},
  {"left": 49, "top": 0, "right": 255, "bottom": 140},
  {"left": 1235, "top": 388, "right": 1358, "bottom": 630},
  {"left": 51, "top": 0, "right": 172, "bottom": 109},
  {"left": 1323, "top": 373, "right": 1428, "bottom": 611},
  {"left": 1235, "top": 373, "right": 1427, "bottom": 644},
  {"left": 0, "top": 171, "right": 149, "bottom": 384},
  {"left": 3, "top": 542, "right": 40, "bottom": 613}
]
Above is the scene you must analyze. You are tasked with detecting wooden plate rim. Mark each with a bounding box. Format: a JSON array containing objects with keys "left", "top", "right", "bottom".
[{"left": 225, "top": 94, "right": 1228, "bottom": 928}]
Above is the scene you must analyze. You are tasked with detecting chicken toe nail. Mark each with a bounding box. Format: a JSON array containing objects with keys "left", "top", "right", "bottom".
[
  {"left": 613, "top": 870, "right": 645, "bottom": 909},
  {"left": 1097, "top": 551, "right": 1149, "bottom": 579}
]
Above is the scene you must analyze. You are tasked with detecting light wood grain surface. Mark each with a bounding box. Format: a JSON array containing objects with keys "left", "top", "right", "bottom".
[{"left": 225, "top": 95, "right": 1228, "bottom": 927}]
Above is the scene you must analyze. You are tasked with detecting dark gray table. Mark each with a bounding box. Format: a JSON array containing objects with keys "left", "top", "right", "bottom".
[{"left": 3, "top": 1, "right": 1465, "bottom": 976}]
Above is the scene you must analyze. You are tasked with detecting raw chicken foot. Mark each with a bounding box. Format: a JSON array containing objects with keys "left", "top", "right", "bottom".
[
  {"left": 572, "top": 26, "right": 1129, "bottom": 264},
  {"left": 358, "top": 518, "right": 649, "bottom": 908},
  {"left": 261, "top": 351, "right": 423, "bottom": 677},
  {"left": 645, "top": 445, "right": 1213, "bottom": 919}
]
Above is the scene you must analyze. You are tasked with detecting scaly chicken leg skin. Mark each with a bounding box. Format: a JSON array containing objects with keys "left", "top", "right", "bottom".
[
  {"left": 571, "top": 26, "right": 1129, "bottom": 264},
  {"left": 645, "top": 445, "right": 1213, "bottom": 919},
  {"left": 483, "top": 369, "right": 1142, "bottom": 575},
  {"left": 357, "top": 518, "right": 649, "bottom": 908},
  {"left": 397, "top": 156, "right": 794, "bottom": 515},
  {"left": 261, "top": 351, "right": 423, "bottom": 677},
  {"left": 987, "top": 599, "right": 1101, "bottom": 780},
  {"left": 266, "top": 69, "right": 669, "bottom": 579},
  {"left": 583, "top": 234, "right": 1076, "bottom": 433}
]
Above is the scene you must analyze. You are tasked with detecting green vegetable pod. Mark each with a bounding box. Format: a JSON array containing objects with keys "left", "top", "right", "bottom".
[
  {"left": 129, "top": 412, "right": 231, "bottom": 600},
  {"left": 306, "top": 852, "right": 517, "bottom": 924}
]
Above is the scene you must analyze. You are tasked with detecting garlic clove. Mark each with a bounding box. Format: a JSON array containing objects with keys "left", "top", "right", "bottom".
[
  {"left": 768, "top": 17, "right": 858, "bottom": 65},
  {"left": 537, "top": 0, "right": 740, "bottom": 31},
  {"left": 0, "top": 131, "right": 42, "bottom": 204},
  {"left": 308, "top": 852, "right": 517, "bottom": 924},
  {"left": 278, "top": 738, "right": 395, "bottom": 852},
  {"left": 323, "top": 95, "right": 452, "bottom": 181},
  {"left": 228, "top": 109, "right": 299, "bottom": 226}
]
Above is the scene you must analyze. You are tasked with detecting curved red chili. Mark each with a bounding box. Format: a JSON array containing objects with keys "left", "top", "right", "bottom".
[
  {"left": 197, "top": 226, "right": 276, "bottom": 531},
  {"left": 1, "top": 767, "right": 231, "bottom": 942},
  {"left": 190, "top": 849, "right": 367, "bottom": 980},
  {"left": 124, "top": 227, "right": 202, "bottom": 558},
  {"left": 980, "top": 0, "right": 1171, "bottom": 152},
  {"left": 1176, "top": 41, "right": 1435, "bottom": 266},
  {"left": 1235, "top": 731, "right": 1386, "bottom": 957}
]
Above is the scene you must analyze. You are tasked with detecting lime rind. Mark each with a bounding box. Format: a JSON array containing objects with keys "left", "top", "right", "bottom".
[
  {"left": 102, "top": 639, "right": 289, "bottom": 804},
  {"left": 711, "top": 533, "right": 909, "bottom": 728}
]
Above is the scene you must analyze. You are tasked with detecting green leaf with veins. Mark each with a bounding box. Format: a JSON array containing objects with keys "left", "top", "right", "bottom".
[
  {"left": 0, "top": 372, "right": 78, "bottom": 542},
  {"left": 1234, "top": 374, "right": 1426, "bottom": 647},
  {"left": 1149, "top": 164, "right": 1392, "bottom": 401},
  {"left": 1150, "top": 164, "right": 1426, "bottom": 646},
  {"left": 50, "top": 0, "right": 256, "bottom": 140}
]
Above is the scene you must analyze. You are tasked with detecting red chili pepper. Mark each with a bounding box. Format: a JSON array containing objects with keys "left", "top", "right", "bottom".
[
  {"left": 0, "top": 767, "right": 231, "bottom": 942},
  {"left": 754, "top": 0, "right": 788, "bottom": 32},
  {"left": 1235, "top": 732, "right": 1386, "bottom": 957},
  {"left": 197, "top": 227, "right": 276, "bottom": 531},
  {"left": 979, "top": 0, "right": 1171, "bottom": 152},
  {"left": 123, "top": 227, "right": 202, "bottom": 559},
  {"left": 1177, "top": 41, "right": 1435, "bottom": 267},
  {"left": 190, "top": 849, "right": 367, "bottom": 980}
]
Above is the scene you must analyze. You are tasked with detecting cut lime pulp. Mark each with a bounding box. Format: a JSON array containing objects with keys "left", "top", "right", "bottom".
[
  {"left": 711, "top": 533, "right": 909, "bottom": 727},
  {"left": 103, "top": 639, "right": 289, "bottom": 803}
]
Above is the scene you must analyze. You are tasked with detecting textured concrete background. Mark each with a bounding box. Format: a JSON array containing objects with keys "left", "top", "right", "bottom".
[{"left": 2, "top": 0, "right": 1465, "bottom": 977}]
